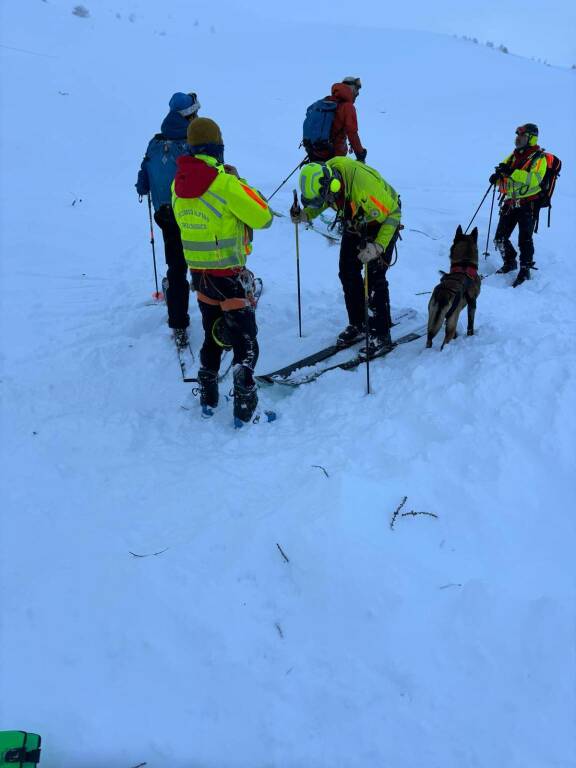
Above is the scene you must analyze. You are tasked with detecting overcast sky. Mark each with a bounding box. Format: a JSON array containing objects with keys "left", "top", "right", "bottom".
[{"left": 249, "top": 0, "right": 576, "bottom": 68}]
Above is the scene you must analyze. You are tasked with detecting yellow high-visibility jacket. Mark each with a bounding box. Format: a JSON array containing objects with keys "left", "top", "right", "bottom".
[
  {"left": 172, "top": 154, "right": 272, "bottom": 270},
  {"left": 304, "top": 156, "right": 401, "bottom": 250},
  {"left": 499, "top": 149, "right": 547, "bottom": 202}
]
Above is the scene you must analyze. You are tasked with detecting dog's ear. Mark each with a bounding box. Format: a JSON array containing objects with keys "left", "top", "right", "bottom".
[
  {"left": 456, "top": 224, "right": 463, "bottom": 236},
  {"left": 471, "top": 227, "right": 478, "bottom": 242}
]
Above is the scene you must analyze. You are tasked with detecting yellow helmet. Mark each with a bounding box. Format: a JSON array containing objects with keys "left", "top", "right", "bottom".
[
  {"left": 516, "top": 123, "right": 539, "bottom": 146},
  {"left": 298, "top": 163, "right": 342, "bottom": 208}
]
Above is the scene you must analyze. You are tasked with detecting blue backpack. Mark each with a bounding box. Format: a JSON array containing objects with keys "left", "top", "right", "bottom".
[
  {"left": 302, "top": 99, "right": 337, "bottom": 155},
  {"left": 140, "top": 136, "right": 188, "bottom": 210}
]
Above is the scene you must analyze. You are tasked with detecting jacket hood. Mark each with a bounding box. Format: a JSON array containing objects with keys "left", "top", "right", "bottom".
[
  {"left": 160, "top": 111, "right": 189, "bottom": 140},
  {"left": 174, "top": 155, "right": 219, "bottom": 198},
  {"left": 330, "top": 83, "right": 354, "bottom": 102}
]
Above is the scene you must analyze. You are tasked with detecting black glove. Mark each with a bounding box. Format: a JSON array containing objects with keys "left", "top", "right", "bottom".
[
  {"left": 356, "top": 149, "right": 367, "bottom": 163},
  {"left": 489, "top": 163, "right": 510, "bottom": 185}
]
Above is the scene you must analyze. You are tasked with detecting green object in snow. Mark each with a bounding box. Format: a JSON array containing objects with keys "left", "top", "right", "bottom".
[{"left": 0, "top": 732, "right": 41, "bottom": 766}]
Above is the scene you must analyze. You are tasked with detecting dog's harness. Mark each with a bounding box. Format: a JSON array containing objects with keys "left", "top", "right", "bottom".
[
  {"left": 450, "top": 264, "right": 478, "bottom": 279},
  {"left": 439, "top": 264, "right": 479, "bottom": 319}
]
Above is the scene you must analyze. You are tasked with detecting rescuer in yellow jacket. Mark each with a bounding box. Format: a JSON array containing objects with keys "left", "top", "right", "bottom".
[
  {"left": 292, "top": 157, "right": 401, "bottom": 352},
  {"left": 490, "top": 123, "right": 547, "bottom": 287},
  {"left": 172, "top": 118, "right": 272, "bottom": 424}
]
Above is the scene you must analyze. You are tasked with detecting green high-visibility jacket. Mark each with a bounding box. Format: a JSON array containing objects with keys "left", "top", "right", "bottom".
[
  {"left": 500, "top": 150, "right": 547, "bottom": 201},
  {"left": 304, "top": 156, "right": 401, "bottom": 250},
  {"left": 172, "top": 154, "right": 272, "bottom": 270}
]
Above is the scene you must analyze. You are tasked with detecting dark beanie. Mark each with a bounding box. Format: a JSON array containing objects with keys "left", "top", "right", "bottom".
[{"left": 187, "top": 118, "right": 223, "bottom": 146}]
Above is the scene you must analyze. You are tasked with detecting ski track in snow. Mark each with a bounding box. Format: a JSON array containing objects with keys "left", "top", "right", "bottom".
[{"left": 1, "top": 2, "right": 576, "bottom": 766}]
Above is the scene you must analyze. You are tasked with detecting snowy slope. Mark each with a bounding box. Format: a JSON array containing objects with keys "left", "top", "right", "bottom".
[{"left": 1, "top": 2, "right": 576, "bottom": 767}]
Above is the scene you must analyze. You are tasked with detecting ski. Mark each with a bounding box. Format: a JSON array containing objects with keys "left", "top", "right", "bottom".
[
  {"left": 258, "top": 325, "right": 427, "bottom": 387},
  {"left": 255, "top": 309, "right": 417, "bottom": 385},
  {"left": 175, "top": 337, "right": 196, "bottom": 382}
]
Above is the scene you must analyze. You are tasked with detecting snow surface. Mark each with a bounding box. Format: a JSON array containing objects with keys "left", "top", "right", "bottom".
[{"left": 1, "top": 2, "right": 576, "bottom": 766}]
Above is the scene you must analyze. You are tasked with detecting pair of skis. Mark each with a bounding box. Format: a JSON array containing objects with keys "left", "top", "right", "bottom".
[{"left": 256, "top": 310, "right": 423, "bottom": 387}]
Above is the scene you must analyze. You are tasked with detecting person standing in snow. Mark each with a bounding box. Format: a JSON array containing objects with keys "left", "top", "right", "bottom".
[
  {"left": 304, "top": 76, "right": 367, "bottom": 163},
  {"left": 292, "top": 157, "right": 401, "bottom": 353},
  {"left": 136, "top": 92, "right": 201, "bottom": 346},
  {"left": 171, "top": 118, "right": 272, "bottom": 424},
  {"left": 490, "top": 123, "right": 547, "bottom": 287}
]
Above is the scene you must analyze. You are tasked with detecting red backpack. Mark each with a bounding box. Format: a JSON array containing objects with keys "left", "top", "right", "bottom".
[{"left": 534, "top": 150, "right": 562, "bottom": 231}]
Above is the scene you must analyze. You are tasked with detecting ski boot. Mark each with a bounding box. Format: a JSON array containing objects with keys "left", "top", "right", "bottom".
[
  {"left": 360, "top": 330, "right": 394, "bottom": 356},
  {"left": 496, "top": 260, "right": 518, "bottom": 275},
  {"left": 513, "top": 265, "right": 531, "bottom": 288},
  {"left": 337, "top": 323, "right": 365, "bottom": 347},
  {"left": 197, "top": 368, "right": 219, "bottom": 417},
  {"left": 173, "top": 328, "right": 189, "bottom": 351},
  {"left": 233, "top": 366, "right": 258, "bottom": 427}
]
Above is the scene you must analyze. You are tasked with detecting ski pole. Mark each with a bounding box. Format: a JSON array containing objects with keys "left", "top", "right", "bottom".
[
  {"left": 464, "top": 185, "right": 492, "bottom": 234},
  {"left": 364, "top": 264, "right": 371, "bottom": 395},
  {"left": 147, "top": 193, "right": 163, "bottom": 300},
  {"left": 269, "top": 158, "right": 307, "bottom": 202},
  {"left": 483, "top": 184, "right": 497, "bottom": 259},
  {"left": 293, "top": 189, "right": 303, "bottom": 337}
]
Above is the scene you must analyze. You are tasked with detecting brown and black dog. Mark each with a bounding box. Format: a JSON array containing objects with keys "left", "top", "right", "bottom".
[{"left": 426, "top": 225, "right": 482, "bottom": 349}]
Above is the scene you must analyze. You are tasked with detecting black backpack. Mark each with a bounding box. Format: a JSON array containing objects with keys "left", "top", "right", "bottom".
[{"left": 534, "top": 150, "right": 562, "bottom": 231}]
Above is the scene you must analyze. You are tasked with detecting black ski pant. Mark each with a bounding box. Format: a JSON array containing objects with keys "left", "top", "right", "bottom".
[
  {"left": 191, "top": 270, "right": 259, "bottom": 384},
  {"left": 494, "top": 203, "right": 536, "bottom": 268},
  {"left": 338, "top": 227, "right": 398, "bottom": 336},
  {"left": 154, "top": 205, "right": 190, "bottom": 329}
]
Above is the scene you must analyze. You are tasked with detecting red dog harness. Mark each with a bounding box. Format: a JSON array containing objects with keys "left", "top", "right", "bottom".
[{"left": 450, "top": 264, "right": 478, "bottom": 279}]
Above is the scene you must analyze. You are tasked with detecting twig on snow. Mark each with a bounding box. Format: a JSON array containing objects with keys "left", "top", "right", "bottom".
[
  {"left": 439, "top": 583, "right": 462, "bottom": 590},
  {"left": 401, "top": 510, "right": 438, "bottom": 520},
  {"left": 311, "top": 464, "right": 330, "bottom": 478},
  {"left": 276, "top": 543, "right": 290, "bottom": 563},
  {"left": 130, "top": 763, "right": 147, "bottom": 768},
  {"left": 129, "top": 548, "right": 170, "bottom": 558},
  {"left": 390, "top": 496, "right": 408, "bottom": 529},
  {"left": 407, "top": 228, "right": 442, "bottom": 240},
  {"left": 415, "top": 291, "right": 432, "bottom": 295},
  {"left": 275, "top": 622, "right": 284, "bottom": 639}
]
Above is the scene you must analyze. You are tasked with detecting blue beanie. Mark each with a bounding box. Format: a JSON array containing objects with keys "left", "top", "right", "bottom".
[{"left": 168, "top": 92, "right": 201, "bottom": 117}]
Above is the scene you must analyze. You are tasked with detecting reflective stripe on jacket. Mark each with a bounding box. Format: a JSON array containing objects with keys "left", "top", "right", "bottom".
[
  {"left": 304, "top": 156, "right": 401, "bottom": 250},
  {"left": 172, "top": 155, "right": 272, "bottom": 270},
  {"left": 500, "top": 150, "right": 547, "bottom": 201}
]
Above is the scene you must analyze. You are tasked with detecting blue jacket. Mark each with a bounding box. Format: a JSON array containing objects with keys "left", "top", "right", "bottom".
[{"left": 136, "top": 112, "right": 190, "bottom": 211}]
